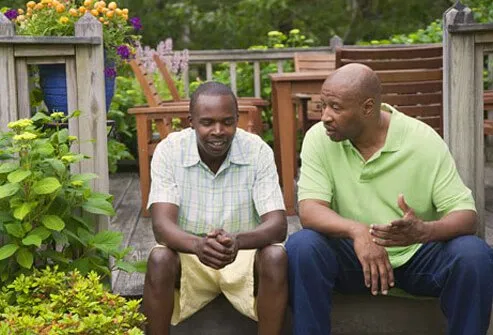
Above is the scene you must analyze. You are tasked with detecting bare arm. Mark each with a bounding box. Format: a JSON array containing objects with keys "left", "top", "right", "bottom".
[
  {"left": 150, "top": 202, "right": 200, "bottom": 253},
  {"left": 234, "top": 210, "right": 287, "bottom": 250},
  {"left": 424, "top": 210, "right": 477, "bottom": 242},
  {"left": 299, "top": 199, "right": 366, "bottom": 240}
]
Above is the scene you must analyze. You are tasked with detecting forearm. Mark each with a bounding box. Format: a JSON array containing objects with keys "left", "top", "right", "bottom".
[
  {"left": 152, "top": 221, "right": 201, "bottom": 254},
  {"left": 235, "top": 211, "right": 287, "bottom": 249},
  {"left": 423, "top": 210, "right": 477, "bottom": 242},
  {"left": 299, "top": 200, "right": 367, "bottom": 240}
]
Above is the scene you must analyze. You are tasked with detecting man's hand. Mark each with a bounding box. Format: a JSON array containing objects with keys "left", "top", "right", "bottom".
[
  {"left": 194, "top": 232, "right": 235, "bottom": 269},
  {"left": 352, "top": 225, "right": 394, "bottom": 296},
  {"left": 207, "top": 229, "right": 240, "bottom": 266},
  {"left": 370, "top": 194, "right": 428, "bottom": 247}
]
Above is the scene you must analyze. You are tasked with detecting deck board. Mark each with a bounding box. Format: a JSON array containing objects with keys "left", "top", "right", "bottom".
[{"left": 110, "top": 164, "right": 493, "bottom": 296}]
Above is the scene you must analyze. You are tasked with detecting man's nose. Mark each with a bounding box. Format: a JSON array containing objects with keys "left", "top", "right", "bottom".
[{"left": 321, "top": 106, "right": 333, "bottom": 122}]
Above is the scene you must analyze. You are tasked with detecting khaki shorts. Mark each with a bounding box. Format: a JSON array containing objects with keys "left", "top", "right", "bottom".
[{"left": 151, "top": 243, "right": 284, "bottom": 325}]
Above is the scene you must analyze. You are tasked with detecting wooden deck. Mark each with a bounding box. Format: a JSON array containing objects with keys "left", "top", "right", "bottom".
[{"left": 110, "top": 164, "right": 493, "bottom": 296}]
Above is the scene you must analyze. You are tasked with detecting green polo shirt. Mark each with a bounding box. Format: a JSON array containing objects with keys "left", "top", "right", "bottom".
[{"left": 298, "top": 103, "right": 476, "bottom": 268}]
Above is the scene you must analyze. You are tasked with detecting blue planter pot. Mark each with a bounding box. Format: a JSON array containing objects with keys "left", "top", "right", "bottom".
[{"left": 38, "top": 64, "right": 116, "bottom": 114}]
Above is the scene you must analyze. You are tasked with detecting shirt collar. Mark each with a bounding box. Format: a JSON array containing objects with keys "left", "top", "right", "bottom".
[
  {"left": 182, "top": 129, "right": 250, "bottom": 168},
  {"left": 342, "top": 103, "right": 403, "bottom": 152}
]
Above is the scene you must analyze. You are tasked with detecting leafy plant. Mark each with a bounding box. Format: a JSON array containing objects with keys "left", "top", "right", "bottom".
[
  {"left": 0, "top": 111, "right": 145, "bottom": 283},
  {"left": 0, "top": 266, "right": 145, "bottom": 334}
]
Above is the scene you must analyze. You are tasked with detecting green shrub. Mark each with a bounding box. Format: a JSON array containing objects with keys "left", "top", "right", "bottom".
[
  {"left": 0, "top": 112, "right": 145, "bottom": 283},
  {"left": 0, "top": 266, "right": 145, "bottom": 334}
]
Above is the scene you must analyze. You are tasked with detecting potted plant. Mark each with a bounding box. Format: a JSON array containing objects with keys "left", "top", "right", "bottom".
[
  {"left": 2, "top": 0, "right": 142, "bottom": 113},
  {"left": 0, "top": 111, "right": 145, "bottom": 284}
]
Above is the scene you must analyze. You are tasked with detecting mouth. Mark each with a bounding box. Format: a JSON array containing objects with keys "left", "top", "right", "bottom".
[
  {"left": 207, "top": 140, "right": 227, "bottom": 151},
  {"left": 324, "top": 125, "right": 336, "bottom": 135}
]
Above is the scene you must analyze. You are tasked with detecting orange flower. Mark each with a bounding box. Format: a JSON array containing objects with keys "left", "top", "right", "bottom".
[
  {"left": 90, "top": 9, "right": 99, "bottom": 16},
  {"left": 17, "top": 8, "right": 24, "bottom": 15},
  {"left": 69, "top": 8, "right": 78, "bottom": 16},
  {"left": 55, "top": 4, "right": 65, "bottom": 13},
  {"left": 83, "top": 0, "right": 92, "bottom": 7},
  {"left": 122, "top": 8, "right": 128, "bottom": 15},
  {"left": 26, "top": 1, "right": 36, "bottom": 9},
  {"left": 115, "top": 8, "right": 122, "bottom": 16},
  {"left": 34, "top": 3, "right": 44, "bottom": 10},
  {"left": 98, "top": 17, "right": 104, "bottom": 23},
  {"left": 59, "top": 16, "right": 69, "bottom": 24},
  {"left": 79, "top": 6, "right": 87, "bottom": 14},
  {"left": 106, "top": 10, "right": 114, "bottom": 18},
  {"left": 108, "top": 2, "right": 117, "bottom": 10}
]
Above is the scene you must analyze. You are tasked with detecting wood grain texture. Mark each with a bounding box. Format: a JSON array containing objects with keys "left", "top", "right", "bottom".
[{"left": 0, "top": 16, "right": 17, "bottom": 132}]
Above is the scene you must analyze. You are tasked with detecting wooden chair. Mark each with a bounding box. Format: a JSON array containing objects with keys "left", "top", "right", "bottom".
[
  {"left": 152, "top": 54, "right": 269, "bottom": 135},
  {"left": 292, "top": 52, "right": 336, "bottom": 133},
  {"left": 333, "top": 44, "right": 493, "bottom": 137},
  {"left": 128, "top": 58, "right": 259, "bottom": 217}
]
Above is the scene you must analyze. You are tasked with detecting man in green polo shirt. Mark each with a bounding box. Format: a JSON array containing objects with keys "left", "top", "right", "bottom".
[{"left": 286, "top": 63, "right": 493, "bottom": 335}]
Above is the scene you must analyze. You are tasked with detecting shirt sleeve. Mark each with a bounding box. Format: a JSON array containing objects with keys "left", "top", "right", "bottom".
[
  {"left": 146, "top": 139, "right": 181, "bottom": 209},
  {"left": 432, "top": 146, "right": 476, "bottom": 216},
  {"left": 252, "top": 143, "right": 286, "bottom": 216},
  {"left": 297, "top": 126, "right": 333, "bottom": 203}
]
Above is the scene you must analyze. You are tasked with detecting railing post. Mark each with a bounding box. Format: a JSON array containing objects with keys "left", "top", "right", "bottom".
[
  {"left": 443, "top": 1, "right": 485, "bottom": 237},
  {"left": 0, "top": 14, "right": 18, "bottom": 132},
  {"left": 330, "top": 35, "right": 343, "bottom": 52},
  {"left": 75, "top": 13, "right": 109, "bottom": 231}
]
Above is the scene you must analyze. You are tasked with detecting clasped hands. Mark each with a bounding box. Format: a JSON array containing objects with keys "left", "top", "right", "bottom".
[
  {"left": 195, "top": 228, "right": 239, "bottom": 270},
  {"left": 354, "top": 194, "right": 427, "bottom": 296}
]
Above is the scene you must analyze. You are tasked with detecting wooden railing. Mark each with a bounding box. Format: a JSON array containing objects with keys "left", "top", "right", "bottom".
[{"left": 182, "top": 36, "right": 343, "bottom": 98}]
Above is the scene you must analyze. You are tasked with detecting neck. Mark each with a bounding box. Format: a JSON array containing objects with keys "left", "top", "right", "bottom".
[
  {"left": 351, "top": 111, "right": 390, "bottom": 160},
  {"left": 199, "top": 150, "right": 227, "bottom": 174}
]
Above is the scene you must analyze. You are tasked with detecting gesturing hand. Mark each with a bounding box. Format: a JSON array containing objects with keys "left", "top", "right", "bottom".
[
  {"left": 370, "top": 194, "right": 428, "bottom": 247},
  {"left": 352, "top": 225, "right": 394, "bottom": 296}
]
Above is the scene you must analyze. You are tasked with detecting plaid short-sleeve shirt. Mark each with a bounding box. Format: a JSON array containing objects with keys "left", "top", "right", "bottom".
[{"left": 147, "top": 128, "right": 285, "bottom": 235}]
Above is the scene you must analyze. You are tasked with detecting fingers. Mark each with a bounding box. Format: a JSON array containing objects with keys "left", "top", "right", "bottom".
[
  {"left": 372, "top": 237, "right": 402, "bottom": 247},
  {"left": 207, "top": 228, "right": 226, "bottom": 238},
  {"left": 397, "top": 194, "right": 410, "bottom": 214},
  {"left": 206, "top": 238, "right": 233, "bottom": 255},
  {"left": 377, "top": 261, "right": 389, "bottom": 295},
  {"left": 390, "top": 219, "right": 411, "bottom": 227},
  {"left": 370, "top": 263, "right": 379, "bottom": 296},
  {"left": 362, "top": 261, "right": 371, "bottom": 289}
]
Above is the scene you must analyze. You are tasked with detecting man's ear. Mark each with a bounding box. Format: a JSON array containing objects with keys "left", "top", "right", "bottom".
[
  {"left": 188, "top": 114, "right": 194, "bottom": 129},
  {"left": 362, "top": 98, "right": 375, "bottom": 116}
]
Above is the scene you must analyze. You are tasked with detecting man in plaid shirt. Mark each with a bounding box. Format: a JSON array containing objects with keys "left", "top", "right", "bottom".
[{"left": 143, "top": 81, "right": 288, "bottom": 335}]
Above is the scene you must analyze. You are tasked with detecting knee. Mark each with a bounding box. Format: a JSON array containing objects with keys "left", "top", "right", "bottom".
[
  {"left": 447, "top": 236, "right": 493, "bottom": 271},
  {"left": 256, "top": 245, "right": 288, "bottom": 284},
  {"left": 286, "top": 229, "right": 330, "bottom": 260},
  {"left": 146, "top": 247, "right": 179, "bottom": 287}
]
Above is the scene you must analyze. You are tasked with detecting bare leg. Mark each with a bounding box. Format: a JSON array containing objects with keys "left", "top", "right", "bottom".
[
  {"left": 143, "top": 247, "right": 180, "bottom": 335},
  {"left": 255, "top": 245, "right": 288, "bottom": 335}
]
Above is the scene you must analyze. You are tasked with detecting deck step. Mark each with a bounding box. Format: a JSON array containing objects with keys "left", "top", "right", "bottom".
[{"left": 168, "top": 294, "right": 493, "bottom": 335}]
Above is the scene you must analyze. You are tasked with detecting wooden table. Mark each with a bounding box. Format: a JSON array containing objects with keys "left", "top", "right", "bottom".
[{"left": 270, "top": 71, "right": 330, "bottom": 215}]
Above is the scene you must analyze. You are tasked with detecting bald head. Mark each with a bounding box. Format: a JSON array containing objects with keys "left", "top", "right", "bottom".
[{"left": 324, "top": 63, "right": 381, "bottom": 109}]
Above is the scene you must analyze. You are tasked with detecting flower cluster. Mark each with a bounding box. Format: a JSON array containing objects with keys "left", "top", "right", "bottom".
[
  {"left": 135, "top": 38, "right": 189, "bottom": 76},
  {"left": 6, "top": 0, "right": 142, "bottom": 76}
]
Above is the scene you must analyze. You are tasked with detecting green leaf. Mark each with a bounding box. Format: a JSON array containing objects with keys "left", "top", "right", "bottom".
[
  {"left": 16, "top": 248, "right": 33, "bottom": 269},
  {"left": 114, "top": 260, "right": 139, "bottom": 273},
  {"left": 89, "top": 231, "right": 123, "bottom": 253},
  {"left": 0, "top": 183, "right": 20, "bottom": 199},
  {"left": 31, "top": 112, "right": 51, "bottom": 122},
  {"left": 13, "top": 202, "right": 35, "bottom": 220},
  {"left": 57, "top": 128, "right": 69, "bottom": 144},
  {"left": 46, "top": 159, "right": 65, "bottom": 175},
  {"left": 22, "top": 234, "right": 42, "bottom": 247},
  {"left": 0, "top": 162, "right": 19, "bottom": 174},
  {"left": 0, "top": 211, "right": 13, "bottom": 224},
  {"left": 52, "top": 231, "right": 68, "bottom": 246},
  {"left": 33, "top": 177, "right": 61, "bottom": 195},
  {"left": 82, "top": 198, "right": 115, "bottom": 216},
  {"left": 41, "top": 215, "right": 65, "bottom": 231},
  {"left": 40, "top": 250, "right": 70, "bottom": 264},
  {"left": 70, "top": 215, "right": 95, "bottom": 232},
  {"left": 133, "top": 260, "right": 148, "bottom": 273},
  {"left": 64, "top": 229, "right": 86, "bottom": 246},
  {"left": 77, "top": 228, "right": 93, "bottom": 244},
  {"left": 70, "top": 258, "right": 91, "bottom": 274},
  {"left": 36, "top": 143, "right": 55, "bottom": 156},
  {"left": 0, "top": 244, "right": 19, "bottom": 260},
  {"left": 7, "top": 169, "right": 31, "bottom": 183},
  {"left": 70, "top": 173, "right": 98, "bottom": 182},
  {"left": 5, "top": 223, "right": 25, "bottom": 238},
  {"left": 28, "top": 227, "right": 51, "bottom": 241}
]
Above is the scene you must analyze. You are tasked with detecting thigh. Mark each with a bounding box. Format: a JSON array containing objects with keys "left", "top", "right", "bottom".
[
  {"left": 326, "top": 238, "right": 369, "bottom": 294},
  {"left": 394, "top": 235, "right": 493, "bottom": 297}
]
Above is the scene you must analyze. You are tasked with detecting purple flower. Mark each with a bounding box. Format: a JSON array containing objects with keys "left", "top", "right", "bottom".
[
  {"left": 104, "top": 67, "right": 117, "bottom": 78},
  {"left": 116, "top": 45, "right": 131, "bottom": 60},
  {"left": 129, "top": 17, "right": 142, "bottom": 31},
  {"left": 4, "top": 9, "right": 18, "bottom": 21}
]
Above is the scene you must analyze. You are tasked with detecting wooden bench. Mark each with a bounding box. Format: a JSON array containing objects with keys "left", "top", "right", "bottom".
[{"left": 128, "top": 58, "right": 260, "bottom": 217}]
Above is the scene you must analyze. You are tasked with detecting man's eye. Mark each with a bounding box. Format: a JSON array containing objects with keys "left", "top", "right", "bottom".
[
  {"left": 332, "top": 104, "right": 340, "bottom": 110},
  {"left": 201, "top": 121, "right": 212, "bottom": 126},
  {"left": 224, "top": 119, "right": 235, "bottom": 126}
]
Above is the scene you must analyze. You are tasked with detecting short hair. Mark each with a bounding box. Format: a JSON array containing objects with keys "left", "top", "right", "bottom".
[{"left": 189, "top": 81, "right": 238, "bottom": 116}]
